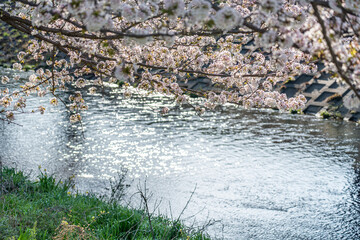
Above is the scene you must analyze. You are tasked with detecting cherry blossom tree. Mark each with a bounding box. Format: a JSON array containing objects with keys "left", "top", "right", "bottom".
[{"left": 0, "top": 0, "right": 359, "bottom": 123}]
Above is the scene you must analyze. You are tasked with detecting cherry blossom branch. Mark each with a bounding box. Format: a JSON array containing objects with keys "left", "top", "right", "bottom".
[
  {"left": 310, "top": 0, "right": 358, "bottom": 16},
  {"left": 312, "top": 2, "right": 360, "bottom": 101}
]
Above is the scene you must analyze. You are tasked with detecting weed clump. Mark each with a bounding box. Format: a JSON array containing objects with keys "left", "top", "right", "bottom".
[{"left": 0, "top": 167, "right": 210, "bottom": 240}]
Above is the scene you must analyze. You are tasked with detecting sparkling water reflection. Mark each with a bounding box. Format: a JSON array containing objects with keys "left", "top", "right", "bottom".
[{"left": 1, "top": 68, "right": 360, "bottom": 239}]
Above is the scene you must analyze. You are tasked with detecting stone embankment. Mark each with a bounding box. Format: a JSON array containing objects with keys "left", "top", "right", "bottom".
[
  {"left": 177, "top": 70, "right": 360, "bottom": 122},
  {"left": 278, "top": 66, "right": 360, "bottom": 122}
]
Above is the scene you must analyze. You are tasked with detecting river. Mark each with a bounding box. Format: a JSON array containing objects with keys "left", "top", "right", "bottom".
[{"left": 1, "top": 67, "right": 360, "bottom": 239}]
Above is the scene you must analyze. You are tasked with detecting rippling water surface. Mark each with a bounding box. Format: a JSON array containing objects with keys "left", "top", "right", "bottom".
[{"left": 1, "top": 68, "right": 360, "bottom": 239}]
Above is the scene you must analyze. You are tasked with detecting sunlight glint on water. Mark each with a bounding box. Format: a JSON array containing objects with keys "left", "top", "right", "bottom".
[{"left": 1, "top": 68, "right": 360, "bottom": 239}]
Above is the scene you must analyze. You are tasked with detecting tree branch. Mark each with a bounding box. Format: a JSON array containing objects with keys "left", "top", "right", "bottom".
[{"left": 312, "top": 2, "right": 360, "bottom": 101}]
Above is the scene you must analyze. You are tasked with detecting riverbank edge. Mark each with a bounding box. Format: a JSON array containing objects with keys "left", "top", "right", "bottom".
[{"left": 0, "top": 167, "right": 210, "bottom": 240}]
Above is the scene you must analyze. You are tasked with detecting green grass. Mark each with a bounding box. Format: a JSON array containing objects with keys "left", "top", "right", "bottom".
[{"left": 0, "top": 167, "right": 210, "bottom": 240}]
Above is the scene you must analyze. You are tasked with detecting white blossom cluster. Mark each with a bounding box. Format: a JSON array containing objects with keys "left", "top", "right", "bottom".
[{"left": 1, "top": 0, "right": 360, "bottom": 123}]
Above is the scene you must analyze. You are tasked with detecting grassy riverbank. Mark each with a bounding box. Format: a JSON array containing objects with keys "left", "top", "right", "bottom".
[{"left": 0, "top": 167, "right": 209, "bottom": 240}]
